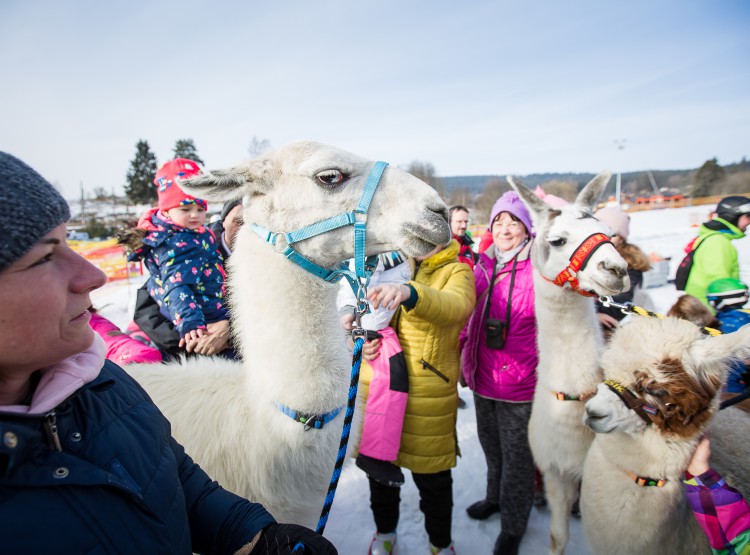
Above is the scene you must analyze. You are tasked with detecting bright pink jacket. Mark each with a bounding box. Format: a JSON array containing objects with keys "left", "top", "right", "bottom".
[
  {"left": 358, "top": 327, "right": 407, "bottom": 461},
  {"left": 460, "top": 246, "right": 538, "bottom": 402},
  {"left": 90, "top": 313, "right": 162, "bottom": 365}
]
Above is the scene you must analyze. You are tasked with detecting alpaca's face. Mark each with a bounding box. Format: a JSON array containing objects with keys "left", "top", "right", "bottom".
[
  {"left": 584, "top": 317, "right": 748, "bottom": 440},
  {"left": 508, "top": 173, "right": 629, "bottom": 296},
  {"left": 539, "top": 206, "right": 628, "bottom": 295},
  {"left": 584, "top": 382, "right": 649, "bottom": 435},
  {"left": 181, "top": 141, "right": 451, "bottom": 266}
]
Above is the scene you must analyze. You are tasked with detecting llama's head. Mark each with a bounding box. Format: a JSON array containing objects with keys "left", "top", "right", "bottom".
[
  {"left": 180, "top": 141, "right": 450, "bottom": 265},
  {"left": 507, "top": 173, "right": 629, "bottom": 296},
  {"left": 584, "top": 316, "right": 750, "bottom": 439}
]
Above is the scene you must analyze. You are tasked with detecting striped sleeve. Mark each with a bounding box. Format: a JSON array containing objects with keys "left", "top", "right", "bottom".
[{"left": 684, "top": 469, "right": 750, "bottom": 555}]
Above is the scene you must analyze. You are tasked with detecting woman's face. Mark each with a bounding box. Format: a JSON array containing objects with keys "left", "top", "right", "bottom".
[
  {"left": 492, "top": 212, "right": 529, "bottom": 253},
  {"left": 0, "top": 224, "right": 107, "bottom": 375}
]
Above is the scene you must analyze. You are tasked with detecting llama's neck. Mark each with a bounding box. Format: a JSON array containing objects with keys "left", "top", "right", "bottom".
[
  {"left": 228, "top": 230, "right": 352, "bottom": 412},
  {"left": 596, "top": 430, "right": 697, "bottom": 481},
  {"left": 533, "top": 273, "right": 604, "bottom": 392}
]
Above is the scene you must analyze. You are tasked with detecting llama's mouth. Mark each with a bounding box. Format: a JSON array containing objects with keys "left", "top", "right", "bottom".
[
  {"left": 399, "top": 234, "right": 441, "bottom": 258},
  {"left": 587, "top": 277, "right": 627, "bottom": 296},
  {"left": 584, "top": 411, "right": 614, "bottom": 433},
  {"left": 400, "top": 219, "right": 451, "bottom": 257}
]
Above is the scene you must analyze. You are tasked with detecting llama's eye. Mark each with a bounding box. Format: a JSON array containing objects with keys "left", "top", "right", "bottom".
[
  {"left": 548, "top": 237, "right": 566, "bottom": 247},
  {"left": 316, "top": 169, "right": 346, "bottom": 186},
  {"left": 644, "top": 387, "right": 667, "bottom": 398}
]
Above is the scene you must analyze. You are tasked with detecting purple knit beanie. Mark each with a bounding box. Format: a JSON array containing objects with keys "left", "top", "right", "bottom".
[{"left": 489, "top": 191, "right": 533, "bottom": 235}]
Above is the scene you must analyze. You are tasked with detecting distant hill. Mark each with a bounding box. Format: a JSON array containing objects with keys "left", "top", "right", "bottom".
[
  {"left": 441, "top": 170, "right": 691, "bottom": 195},
  {"left": 441, "top": 160, "right": 750, "bottom": 198}
]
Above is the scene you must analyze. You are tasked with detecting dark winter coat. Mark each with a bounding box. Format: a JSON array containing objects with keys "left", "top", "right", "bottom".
[
  {"left": 128, "top": 209, "right": 228, "bottom": 338},
  {"left": 454, "top": 233, "right": 479, "bottom": 269},
  {"left": 596, "top": 241, "right": 651, "bottom": 322},
  {"left": 0, "top": 360, "right": 275, "bottom": 554}
]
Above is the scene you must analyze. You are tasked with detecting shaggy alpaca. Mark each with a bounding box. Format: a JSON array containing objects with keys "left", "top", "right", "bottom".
[
  {"left": 126, "top": 141, "right": 451, "bottom": 527},
  {"left": 508, "top": 174, "right": 629, "bottom": 555},
  {"left": 581, "top": 316, "right": 750, "bottom": 555}
]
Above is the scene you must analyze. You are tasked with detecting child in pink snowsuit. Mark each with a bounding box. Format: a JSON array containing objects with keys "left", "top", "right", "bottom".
[
  {"left": 89, "top": 311, "right": 162, "bottom": 365},
  {"left": 337, "top": 252, "right": 410, "bottom": 487}
]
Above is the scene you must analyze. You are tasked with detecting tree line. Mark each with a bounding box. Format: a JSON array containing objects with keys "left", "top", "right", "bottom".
[
  {"left": 121, "top": 142, "right": 750, "bottom": 235},
  {"left": 124, "top": 137, "right": 271, "bottom": 205}
]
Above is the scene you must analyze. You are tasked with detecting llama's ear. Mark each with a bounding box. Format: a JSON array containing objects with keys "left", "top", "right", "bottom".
[
  {"left": 182, "top": 159, "right": 273, "bottom": 202},
  {"left": 575, "top": 171, "right": 612, "bottom": 210},
  {"left": 507, "top": 176, "right": 549, "bottom": 218},
  {"left": 685, "top": 325, "right": 750, "bottom": 386}
]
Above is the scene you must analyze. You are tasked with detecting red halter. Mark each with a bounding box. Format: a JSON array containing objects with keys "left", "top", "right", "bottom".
[{"left": 542, "top": 233, "right": 613, "bottom": 297}]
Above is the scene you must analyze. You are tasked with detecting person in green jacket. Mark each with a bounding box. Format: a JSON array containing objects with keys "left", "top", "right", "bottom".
[{"left": 684, "top": 196, "right": 750, "bottom": 308}]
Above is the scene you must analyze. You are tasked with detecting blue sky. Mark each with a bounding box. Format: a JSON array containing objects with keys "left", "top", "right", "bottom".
[{"left": 1, "top": 0, "right": 748, "bottom": 199}]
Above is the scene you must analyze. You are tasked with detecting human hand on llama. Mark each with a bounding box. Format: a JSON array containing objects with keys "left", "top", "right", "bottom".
[
  {"left": 687, "top": 435, "right": 711, "bottom": 477},
  {"left": 239, "top": 523, "right": 337, "bottom": 554}
]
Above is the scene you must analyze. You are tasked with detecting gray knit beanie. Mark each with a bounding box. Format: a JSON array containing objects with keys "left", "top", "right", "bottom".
[{"left": 0, "top": 152, "right": 70, "bottom": 271}]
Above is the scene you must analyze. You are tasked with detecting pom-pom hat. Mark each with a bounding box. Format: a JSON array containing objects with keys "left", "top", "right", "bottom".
[
  {"left": 489, "top": 191, "right": 533, "bottom": 235},
  {"left": 154, "top": 158, "right": 207, "bottom": 212},
  {"left": 0, "top": 152, "right": 70, "bottom": 272}
]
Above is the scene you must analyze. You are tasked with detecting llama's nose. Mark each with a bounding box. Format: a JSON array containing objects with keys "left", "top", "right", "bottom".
[
  {"left": 432, "top": 204, "right": 450, "bottom": 224},
  {"left": 598, "top": 259, "right": 627, "bottom": 278}
]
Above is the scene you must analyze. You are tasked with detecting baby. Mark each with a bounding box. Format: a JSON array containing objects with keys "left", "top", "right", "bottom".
[{"left": 127, "top": 158, "right": 228, "bottom": 349}]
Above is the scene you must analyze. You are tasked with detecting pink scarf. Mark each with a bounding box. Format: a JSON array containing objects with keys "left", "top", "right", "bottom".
[{"left": 1, "top": 335, "right": 106, "bottom": 414}]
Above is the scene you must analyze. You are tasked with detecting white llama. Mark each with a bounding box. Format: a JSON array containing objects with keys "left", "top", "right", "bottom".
[
  {"left": 126, "top": 141, "right": 451, "bottom": 528},
  {"left": 581, "top": 316, "right": 750, "bottom": 555},
  {"left": 507, "top": 174, "right": 629, "bottom": 555}
]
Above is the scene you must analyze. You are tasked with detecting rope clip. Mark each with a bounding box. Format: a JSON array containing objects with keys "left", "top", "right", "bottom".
[{"left": 598, "top": 296, "right": 634, "bottom": 315}]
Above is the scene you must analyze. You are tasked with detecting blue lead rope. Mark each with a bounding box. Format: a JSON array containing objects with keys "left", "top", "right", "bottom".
[{"left": 315, "top": 335, "right": 364, "bottom": 535}]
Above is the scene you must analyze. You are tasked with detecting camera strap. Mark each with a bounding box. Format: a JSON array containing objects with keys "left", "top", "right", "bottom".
[{"left": 484, "top": 254, "right": 519, "bottom": 335}]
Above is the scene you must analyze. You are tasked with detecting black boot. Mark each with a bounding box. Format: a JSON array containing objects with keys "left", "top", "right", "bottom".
[
  {"left": 466, "top": 499, "right": 500, "bottom": 520},
  {"left": 493, "top": 531, "right": 522, "bottom": 555}
]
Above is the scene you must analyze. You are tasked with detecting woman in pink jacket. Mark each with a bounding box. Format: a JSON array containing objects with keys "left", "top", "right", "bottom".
[{"left": 460, "top": 191, "right": 538, "bottom": 555}]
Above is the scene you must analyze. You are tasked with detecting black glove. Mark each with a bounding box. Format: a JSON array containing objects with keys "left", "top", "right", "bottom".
[{"left": 249, "top": 523, "right": 338, "bottom": 555}]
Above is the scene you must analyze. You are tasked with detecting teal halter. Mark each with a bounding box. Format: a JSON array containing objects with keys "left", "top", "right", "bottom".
[
  {"left": 251, "top": 161, "right": 388, "bottom": 297},
  {"left": 250, "top": 161, "right": 391, "bottom": 534}
]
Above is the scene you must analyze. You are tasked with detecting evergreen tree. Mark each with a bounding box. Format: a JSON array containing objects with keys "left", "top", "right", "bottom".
[
  {"left": 172, "top": 139, "right": 204, "bottom": 165},
  {"left": 124, "top": 140, "right": 158, "bottom": 205},
  {"left": 692, "top": 158, "right": 725, "bottom": 198}
]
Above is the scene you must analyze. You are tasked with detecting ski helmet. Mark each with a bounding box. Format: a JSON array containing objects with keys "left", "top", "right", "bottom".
[
  {"left": 715, "top": 196, "right": 750, "bottom": 226},
  {"left": 706, "top": 277, "right": 749, "bottom": 311}
]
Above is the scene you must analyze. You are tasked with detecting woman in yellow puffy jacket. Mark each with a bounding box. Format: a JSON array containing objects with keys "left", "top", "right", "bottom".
[{"left": 361, "top": 239, "right": 475, "bottom": 555}]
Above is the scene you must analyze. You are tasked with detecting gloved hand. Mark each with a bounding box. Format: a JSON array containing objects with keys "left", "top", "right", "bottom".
[{"left": 249, "top": 523, "right": 338, "bottom": 555}]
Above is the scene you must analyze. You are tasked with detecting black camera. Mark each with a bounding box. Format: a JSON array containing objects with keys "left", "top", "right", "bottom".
[{"left": 485, "top": 318, "right": 507, "bottom": 350}]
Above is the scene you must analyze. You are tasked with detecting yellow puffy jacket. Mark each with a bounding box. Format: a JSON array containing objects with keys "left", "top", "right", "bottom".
[{"left": 360, "top": 240, "right": 476, "bottom": 474}]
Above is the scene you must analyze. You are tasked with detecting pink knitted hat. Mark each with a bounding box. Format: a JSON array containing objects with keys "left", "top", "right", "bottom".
[
  {"left": 154, "top": 158, "right": 207, "bottom": 212},
  {"left": 595, "top": 206, "right": 630, "bottom": 241}
]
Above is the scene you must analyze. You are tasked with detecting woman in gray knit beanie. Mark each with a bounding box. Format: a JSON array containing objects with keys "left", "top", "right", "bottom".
[
  {"left": 0, "top": 152, "right": 71, "bottom": 271},
  {"left": 0, "top": 152, "right": 337, "bottom": 554}
]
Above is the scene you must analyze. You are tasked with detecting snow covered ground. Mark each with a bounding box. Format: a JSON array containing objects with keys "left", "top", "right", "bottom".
[{"left": 90, "top": 203, "right": 750, "bottom": 554}]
